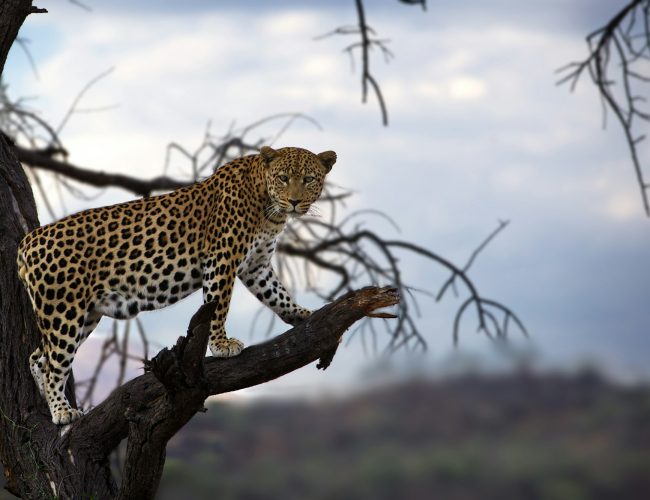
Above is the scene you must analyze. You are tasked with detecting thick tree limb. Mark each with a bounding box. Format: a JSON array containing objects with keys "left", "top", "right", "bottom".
[
  {"left": 59, "top": 286, "right": 399, "bottom": 497},
  {"left": 2, "top": 130, "right": 119, "bottom": 499},
  {"left": 116, "top": 303, "right": 216, "bottom": 499},
  {"left": 13, "top": 144, "right": 188, "bottom": 196},
  {"left": 0, "top": 4, "right": 110, "bottom": 499}
]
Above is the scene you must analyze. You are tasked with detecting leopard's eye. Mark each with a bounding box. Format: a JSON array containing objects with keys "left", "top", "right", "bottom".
[
  {"left": 303, "top": 176, "right": 315, "bottom": 184},
  {"left": 279, "top": 175, "right": 289, "bottom": 183}
]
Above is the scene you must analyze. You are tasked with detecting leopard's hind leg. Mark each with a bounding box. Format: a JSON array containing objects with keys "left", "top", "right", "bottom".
[
  {"left": 40, "top": 302, "right": 102, "bottom": 425},
  {"left": 19, "top": 262, "right": 48, "bottom": 398}
]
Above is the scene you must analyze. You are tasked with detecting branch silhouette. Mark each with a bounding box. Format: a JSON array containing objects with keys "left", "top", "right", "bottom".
[
  {"left": 558, "top": 0, "right": 650, "bottom": 216},
  {"left": 13, "top": 143, "right": 188, "bottom": 196}
]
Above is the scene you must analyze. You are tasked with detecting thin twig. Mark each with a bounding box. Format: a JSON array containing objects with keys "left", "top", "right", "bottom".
[{"left": 56, "top": 67, "right": 115, "bottom": 134}]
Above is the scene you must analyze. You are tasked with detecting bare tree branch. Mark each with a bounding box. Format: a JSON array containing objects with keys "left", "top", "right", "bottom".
[
  {"left": 69, "top": 0, "right": 92, "bottom": 12},
  {"left": 558, "top": 0, "right": 650, "bottom": 216},
  {"left": 353, "top": 0, "right": 390, "bottom": 125},
  {"left": 398, "top": 0, "right": 427, "bottom": 10},
  {"left": 317, "top": 0, "right": 407, "bottom": 126},
  {"left": 14, "top": 37, "right": 39, "bottom": 79},
  {"left": 56, "top": 66, "right": 115, "bottom": 134},
  {"left": 13, "top": 143, "right": 188, "bottom": 196},
  {"left": 437, "top": 219, "right": 510, "bottom": 300},
  {"left": 278, "top": 217, "right": 526, "bottom": 353},
  {"left": 63, "top": 287, "right": 399, "bottom": 497}
]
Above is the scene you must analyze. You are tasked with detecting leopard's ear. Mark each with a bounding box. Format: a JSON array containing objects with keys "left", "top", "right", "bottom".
[
  {"left": 317, "top": 150, "right": 337, "bottom": 172},
  {"left": 260, "top": 146, "right": 280, "bottom": 166}
]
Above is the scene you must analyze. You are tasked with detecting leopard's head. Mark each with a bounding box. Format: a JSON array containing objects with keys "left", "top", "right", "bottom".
[{"left": 261, "top": 146, "right": 336, "bottom": 217}]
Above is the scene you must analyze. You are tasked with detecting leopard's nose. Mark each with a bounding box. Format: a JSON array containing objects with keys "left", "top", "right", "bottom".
[{"left": 289, "top": 199, "right": 300, "bottom": 208}]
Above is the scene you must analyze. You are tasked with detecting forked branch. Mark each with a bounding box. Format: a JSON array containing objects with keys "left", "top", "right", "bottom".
[
  {"left": 316, "top": 0, "right": 403, "bottom": 126},
  {"left": 558, "top": 0, "right": 650, "bottom": 216}
]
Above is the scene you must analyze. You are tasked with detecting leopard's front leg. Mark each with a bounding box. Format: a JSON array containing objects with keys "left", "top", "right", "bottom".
[
  {"left": 238, "top": 237, "right": 311, "bottom": 326},
  {"left": 203, "top": 252, "right": 245, "bottom": 357}
]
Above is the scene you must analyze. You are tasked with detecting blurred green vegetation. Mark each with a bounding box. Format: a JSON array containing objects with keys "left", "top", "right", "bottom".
[{"left": 156, "top": 371, "right": 650, "bottom": 500}]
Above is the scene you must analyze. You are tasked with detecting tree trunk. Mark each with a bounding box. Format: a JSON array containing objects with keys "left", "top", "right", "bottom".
[{"left": 0, "top": 4, "right": 119, "bottom": 497}]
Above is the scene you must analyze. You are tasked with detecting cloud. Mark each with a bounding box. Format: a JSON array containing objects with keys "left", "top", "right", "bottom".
[
  {"left": 415, "top": 75, "right": 487, "bottom": 102},
  {"left": 448, "top": 76, "right": 487, "bottom": 100},
  {"left": 604, "top": 193, "right": 641, "bottom": 221},
  {"left": 261, "top": 11, "right": 322, "bottom": 37}
]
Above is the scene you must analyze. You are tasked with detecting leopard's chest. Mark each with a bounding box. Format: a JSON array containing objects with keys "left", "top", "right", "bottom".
[{"left": 237, "top": 224, "right": 283, "bottom": 276}]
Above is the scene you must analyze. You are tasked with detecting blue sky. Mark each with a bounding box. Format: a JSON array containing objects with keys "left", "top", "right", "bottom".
[{"left": 6, "top": 0, "right": 650, "bottom": 399}]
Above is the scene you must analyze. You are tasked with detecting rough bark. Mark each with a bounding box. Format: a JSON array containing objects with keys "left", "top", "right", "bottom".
[
  {"left": 0, "top": 5, "right": 119, "bottom": 497},
  {"left": 0, "top": 0, "right": 32, "bottom": 77}
]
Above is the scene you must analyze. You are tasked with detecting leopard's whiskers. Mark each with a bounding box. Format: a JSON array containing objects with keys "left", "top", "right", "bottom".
[
  {"left": 305, "top": 204, "right": 322, "bottom": 218},
  {"left": 264, "top": 203, "right": 284, "bottom": 220}
]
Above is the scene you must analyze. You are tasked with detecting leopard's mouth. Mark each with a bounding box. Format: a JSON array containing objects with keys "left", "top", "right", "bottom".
[
  {"left": 285, "top": 205, "right": 309, "bottom": 217},
  {"left": 275, "top": 202, "right": 306, "bottom": 215},
  {"left": 266, "top": 198, "right": 307, "bottom": 217}
]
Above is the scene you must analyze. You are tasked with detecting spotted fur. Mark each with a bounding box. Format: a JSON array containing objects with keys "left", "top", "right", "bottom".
[{"left": 17, "top": 146, "right": 336, "bottom": 425}]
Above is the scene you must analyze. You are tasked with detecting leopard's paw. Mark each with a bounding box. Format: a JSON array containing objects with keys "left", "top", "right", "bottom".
[
  {"left": 51, "top": 407, "right": 83, "bottom": 426},
  {"left": 287, "top": 307, "right": 312, "bottom": 326},
  {"left": 209, "top": 338, "right": 245, "bottom": 358}
]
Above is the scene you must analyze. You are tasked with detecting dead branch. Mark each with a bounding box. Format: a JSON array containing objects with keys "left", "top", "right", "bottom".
[
  {"left": 398, "top": 0, "right": 427, "bottom": 9},
  {"left": 437, "top": 219, "right": 510, "bottom": 300},
  {"left": 279, "top": 215, "right": 526, "bottom": 353},
  {"left": 557, "top": 0, "right": 650, "bottom": 216},
  {"left": 62, "top": 286, "right": 399, "bottom": 498},
  {"left": 317, "top": 0, "right": 405, "bottom": 126},
  {"left": 13, "top": 143, "right": 188, "bottom": 196},
  {"left": 56, "top": 66, "right": 115, "bottom": 134},
  {"left": 352, "top": 0, "right": 390, "bottom": 126}
]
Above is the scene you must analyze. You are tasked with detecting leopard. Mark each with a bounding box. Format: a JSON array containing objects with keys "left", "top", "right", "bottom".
[{"left": 17, "top": 145, "right": 337, "bottom": 425}]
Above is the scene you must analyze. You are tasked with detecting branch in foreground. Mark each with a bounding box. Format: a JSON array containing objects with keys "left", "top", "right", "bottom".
[{"left": 65, "top": 286, "right": 399, "bottom": 499}]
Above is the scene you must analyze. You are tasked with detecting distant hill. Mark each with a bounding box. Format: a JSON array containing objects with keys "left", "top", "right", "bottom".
[{"left": 157, "top": 371, "right": 650, "bottom": 500}]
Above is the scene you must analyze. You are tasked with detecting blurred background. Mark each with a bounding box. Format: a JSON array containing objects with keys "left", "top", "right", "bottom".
[{"left": 3, "top": 0, "right": 650, "bottom": 498}]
